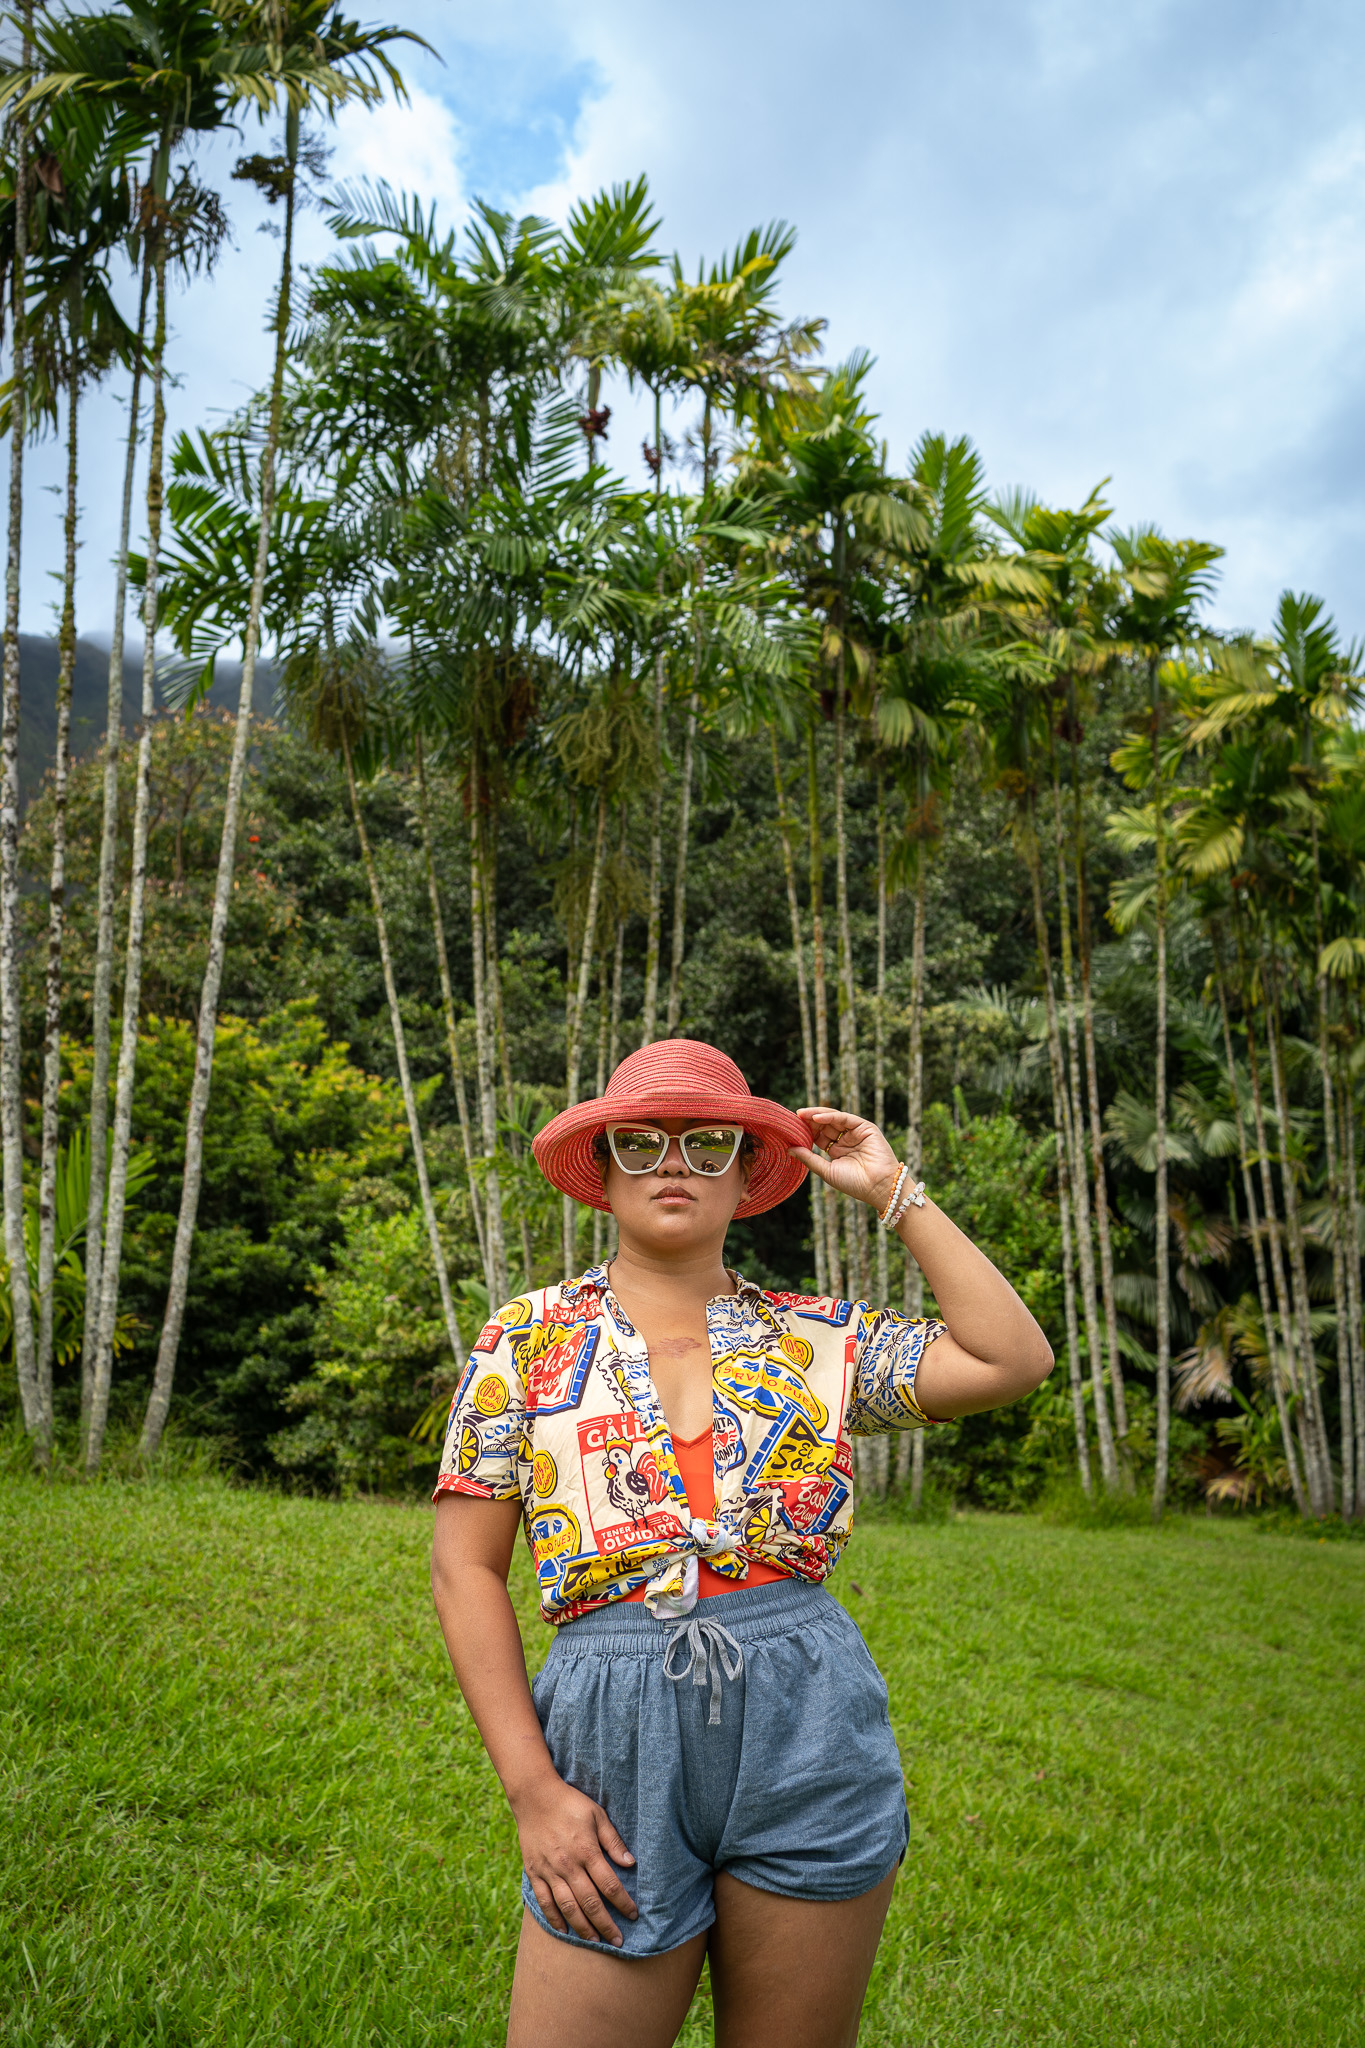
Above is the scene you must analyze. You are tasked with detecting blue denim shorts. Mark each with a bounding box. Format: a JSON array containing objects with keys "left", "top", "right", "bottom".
[{"left": 523, "top": 1576, "right": 909, "bottom": 1958}]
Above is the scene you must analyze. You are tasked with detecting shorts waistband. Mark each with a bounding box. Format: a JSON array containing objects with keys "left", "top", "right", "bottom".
[{"left": 548, "top": 1574, "right": 838, "bottom": 1654}]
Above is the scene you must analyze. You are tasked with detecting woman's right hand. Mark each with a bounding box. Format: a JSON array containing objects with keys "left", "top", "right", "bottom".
[{"left": 511, "top": 1770, "right": 638, "bottom": 1946}]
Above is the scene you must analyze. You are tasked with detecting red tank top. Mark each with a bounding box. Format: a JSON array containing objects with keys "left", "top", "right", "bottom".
[{"left": 618, "top": 1427, "right": 788, "bottom": 1604}]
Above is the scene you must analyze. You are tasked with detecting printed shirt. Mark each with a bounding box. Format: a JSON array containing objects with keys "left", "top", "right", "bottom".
[{"left": 434, "top": 1264, "right": 946, "bottom": 1627}]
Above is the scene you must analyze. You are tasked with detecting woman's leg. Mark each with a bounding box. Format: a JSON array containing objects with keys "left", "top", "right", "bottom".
[
  {"left": 507, "top": 1909, "right": 708, "bottom": 2048},
  {"left": 707, "top": 1867, "right": 898, "bottom": 2048}
]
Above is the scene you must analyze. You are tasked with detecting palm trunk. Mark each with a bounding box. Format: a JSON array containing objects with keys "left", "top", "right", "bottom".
[
  {"left": 467, "top": 771, "right": 508, "bottom": 1303},
  {"left": 562, "top": 784, "right": 608, "bottom": 1276},
  {"left": 592, "top": 944, "right": 611, "bottom": 1267},
  {"left": 808, "top": 727, "right": 840, "bottom": 1295},
  {"left": 1212, "top": 937, "right": 1306, "bottom": 1514},
  {"left": 1076, "top": 840, "right": 1131, "bottom": 1467},
  {"left": 141, "top": 127, "right": 301, "bottom": 1458},
  {"left": 664, "top": 691, "right": 697, "bottom": 1036},
  {"left": 87, "top": 239, "right": 167, "bottom": 1473},
  {"left": 1242, "top": 964, "right": 1313, "bottom": 1495},
  {"left": 413, "top": 736, "right": 488, "bottom": 1289},
  {"left": 1050, "top": 742, "right": 1117, "bottom": 1488},
  {"left": 874, "top": 775, "right": 888, "bottom": 1309},
  {"left": 1333, "top": 1061, "right": 1355, "bottom": 1520},
  {"left": 1026, "top": 818, "right": 1089, "bottom": 1492},
  {"left": 342, "top": 736, "right": 465, "bottom": 1367},
  {"left": 81, "top": 246, "right": 151, "bottom": 1431},
  {"left": 1151, "top": 840, "right": 1171, "bottom": 1519},
  {"left": 33, "top": 346, "right": 80, "bottom": 1457},
  {"left": 771, "top": 725, "right": 823, "bottom": 1291},
  {"left": 1311, "top": 815, "right": 1351, "bottom": 1514},
  {"left": 0, "top": 38, "right": 37, "bottom": 1439},
  {"left": 1345, "top": 1065, "right": 1365, "bottom": 1521},
  {"left": 832, "top": 622, "right": 868, "bottom": 1300},
  {"left": 480, "top": 815, "right": 531, "bottom": 1286},
  {"left": 1264, "top": 951, "right": 1333, "bottom": 1513},
  {"left": 896, "top": 821, "right": 929, "bottom": 1494},
  {"left": 641, "top": 650, "right": 665, "bottom": 1044}
]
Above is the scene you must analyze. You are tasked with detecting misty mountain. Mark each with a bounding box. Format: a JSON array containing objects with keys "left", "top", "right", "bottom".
[{"left": 16, "top": 636, "right": 279, "bottom": 804}]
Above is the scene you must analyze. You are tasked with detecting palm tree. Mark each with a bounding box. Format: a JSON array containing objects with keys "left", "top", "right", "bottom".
[
  {"left": 745, "top": 355, "right": 926, "bottom": 1297},
  {"left": 15, "top": 94, "right": 139, "bottom": 1455},
  {"left": 0, "top": 0, "right": 39, "bottom": 1445},
  {"left": 142, "top": 0, "right": 423, "bottom": 1459},
  {"left": 1108, "top": 528, "right": 1223, "bottom": 1515}
]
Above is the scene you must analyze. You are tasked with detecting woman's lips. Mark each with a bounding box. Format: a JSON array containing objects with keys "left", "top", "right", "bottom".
[{"left": 652, "top": 1187, "right": 695, "bottom": 1202}]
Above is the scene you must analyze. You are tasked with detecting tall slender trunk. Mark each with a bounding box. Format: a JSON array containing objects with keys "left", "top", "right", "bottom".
[
  {"left": 664, "top": 692, "right": 697, "bottom": 1036},
  {"left": 468, "top": 766, "right": 508, "bottom": 1303},
  {"left": 413, "top": 736, "right": 488, "bottom": 1290},
  {"left": 1264, "top": 951, "right": 1332, "bottom": 1513},
  {"left": 592, "top": 942, "right": 611, "bottom": 1267},
  {"left": 81, "top": 247, "right": 151, "bottom": 1430},
  {"left": 641, "top": 650, "right": 665, "bottom": 1044},
  {"left": 87, "top": 240, "right": 167, "bottom": 1472},
  {"left": 1025, "top": 811, "right": 1089, "bottom": 1490},
  {"left": 562, "top": 784, "right": 608, "bottom": 1276},
  {"left": 1242, "top": 953, "right": 1313, "bottom": 1502},
  {"left": 0, "top": 33, "right": 37, "bottom": 1439},
  {"left": 342, "top": 737, "right": 464, "bottom": 1367},
  {"left": 771, "top": 725, "right": 823, "bottom": 1291},
  {"left": 808, "top": 728, "right": 840, "bottom": 1295},
  {"left": 1150, "top": 695, "right": 1171, "bottom": 1521},
  {"left": 1311, "top": 814, "right": 1351, "bottom": 1514},
  {"left": 1050, "top": 740, "right": 1117, "bottom": 1487},
  {"left": 896, "top": 815, "right": 929, "bottom": 1495},
  {"left": 480, "top": 812, "right": 531, "bottom": 1287},
  {"left": 1212, "top": 938, "right": 1306, "bottom": 1514},
  {"left": 140, "top": 127, "right": 302, "bottom": 1460},
  {"left": 33, "top": 345, "right": 80, "bottom": 1457},
  {"left": 874, "top": 774, "right": 888, "bottom": 1309},
  {"left": 1333, "top": 1058, "right": 1355, "bottom": 1520},
  {"left": 1074, "top": 804, "right": 1130, "bottom": 1462},
  {"left": 832, "top": 616, "right": 868, "bottom": 1299},
  {"left": 1345, "top": 1063, "right": 1365, "bottom": 1521}
]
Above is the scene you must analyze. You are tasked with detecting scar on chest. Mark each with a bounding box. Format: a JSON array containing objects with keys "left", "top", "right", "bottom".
[{"left": 649, "top": 1335, "right": 707, "bottom": 1362}]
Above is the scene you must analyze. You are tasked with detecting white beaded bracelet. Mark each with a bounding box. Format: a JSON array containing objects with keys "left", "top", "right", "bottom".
[{"left": 885, "top": 1177, "right": 926, "bottom": 1229}]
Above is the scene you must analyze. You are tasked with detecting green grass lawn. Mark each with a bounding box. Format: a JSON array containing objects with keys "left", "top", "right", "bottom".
[{"left": 2, "top": 1480, "right": 1362, "bottom": 2047}]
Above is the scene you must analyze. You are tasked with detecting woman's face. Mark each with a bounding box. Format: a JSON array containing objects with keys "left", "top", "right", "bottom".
[{"left": 602, "top": 1116, "right": 750, "bottom": 1256}]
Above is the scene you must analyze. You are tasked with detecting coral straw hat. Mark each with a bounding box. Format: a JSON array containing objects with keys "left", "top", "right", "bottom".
[{"left": 532, "top": 1040, "right": 809, "bottom": 1218}]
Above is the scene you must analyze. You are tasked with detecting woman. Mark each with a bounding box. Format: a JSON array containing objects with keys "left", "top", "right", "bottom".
[{"left": 431, "top": 1040, "right": 1053, "bottom": 2048}]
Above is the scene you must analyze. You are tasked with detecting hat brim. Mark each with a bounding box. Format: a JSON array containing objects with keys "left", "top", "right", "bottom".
[{"left": 532, "top": 1088, "right": 810, "bottom": 1217}]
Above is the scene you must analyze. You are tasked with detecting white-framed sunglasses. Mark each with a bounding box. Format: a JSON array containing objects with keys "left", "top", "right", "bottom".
[{"left": 605, "top": 1123, "right": 745, "bottom": 1176}]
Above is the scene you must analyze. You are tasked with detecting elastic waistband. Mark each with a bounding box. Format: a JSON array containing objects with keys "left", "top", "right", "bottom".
[{"left": 547, "top": 1574, "right": 839, "bottom": 1654}]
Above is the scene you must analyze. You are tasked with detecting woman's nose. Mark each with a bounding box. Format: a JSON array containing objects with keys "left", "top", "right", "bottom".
[{"left": 656, "top": 1136, "right": 690, "bottom": 1174}]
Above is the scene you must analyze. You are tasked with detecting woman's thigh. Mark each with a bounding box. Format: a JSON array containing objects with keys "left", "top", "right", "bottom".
[
  {"left": 708, "top": 1866, "right": 898, "bottom": 2048},
  {"left": 506, "top": 1907, "right": 708, "bottom": 2048}
]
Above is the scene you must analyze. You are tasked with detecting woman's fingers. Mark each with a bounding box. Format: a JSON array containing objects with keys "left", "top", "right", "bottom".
[
  {"left": 593, "top": 1807, "right": 638, "bottom": 1872},
  {"left": 531, "top": 1875, "right": 567, "bottom": 1933},
  {"left": 586, "top": 1851, "right": 638, "bottom": 1917}
]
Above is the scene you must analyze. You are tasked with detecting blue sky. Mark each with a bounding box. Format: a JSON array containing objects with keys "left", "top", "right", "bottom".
[{"left": 21, "top": 0, "right": 1365, "bottom": 651}]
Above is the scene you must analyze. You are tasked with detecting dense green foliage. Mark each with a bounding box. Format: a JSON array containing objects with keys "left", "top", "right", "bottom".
[{"left": 2, "top": 1479, "right": 1362, "bottom": 2045}]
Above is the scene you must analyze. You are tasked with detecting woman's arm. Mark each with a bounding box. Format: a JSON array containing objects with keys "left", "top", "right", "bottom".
[
  {"left": 430, "top": 1493, "right": 638, "bottom": 1945},
  {"left": 791, "top": 1107, "right": 1054, "bottom": 1418}
]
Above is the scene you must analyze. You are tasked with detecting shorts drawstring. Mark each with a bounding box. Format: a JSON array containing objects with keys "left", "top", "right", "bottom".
[{"left": 663, "top": 1614, "right": 744, "bottom": 1725}]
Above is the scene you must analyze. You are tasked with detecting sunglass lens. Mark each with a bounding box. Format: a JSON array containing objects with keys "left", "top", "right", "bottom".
[
  {"left": 682, "top": 1127, "right": 739, "bottom": 1173},
  {"left": 611, "top": 1127, "right": 666, "bottom": 1169}
]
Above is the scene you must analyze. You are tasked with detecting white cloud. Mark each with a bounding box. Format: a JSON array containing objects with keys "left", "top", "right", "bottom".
[{"left": 330, "top": 81, "right": 466, "bottom": 228}]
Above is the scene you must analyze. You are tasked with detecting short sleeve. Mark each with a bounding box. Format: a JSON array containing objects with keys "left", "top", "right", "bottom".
[
  {"left": 433, "top": 1308, "right": 527, "bottom": 1502},
  {"left": 848, "top": 1304, "right": 947, "bottom": 1436}
]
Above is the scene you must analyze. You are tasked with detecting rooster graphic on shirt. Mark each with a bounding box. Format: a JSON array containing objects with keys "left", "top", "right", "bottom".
[{"left": 602, "top": 1438, "right": 671, "bottom": 1524}]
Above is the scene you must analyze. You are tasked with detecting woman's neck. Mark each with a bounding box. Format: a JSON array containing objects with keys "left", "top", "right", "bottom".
[{"left": 606, "top": 1239, "right": 734, "bottom": 1319}]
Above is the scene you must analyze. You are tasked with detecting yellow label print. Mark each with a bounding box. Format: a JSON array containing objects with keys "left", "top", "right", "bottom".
[
  {"left": 532, "top": 1450, "right": 558, "bottom": 1499},
  {"left": 714, "top": 1348, "right": 828, "bottom": 1431},
  {"left": 474, "top": 1373, "right": 509, "bottom": 1417},
  {"left": 458, "top": 1422, "right": 481, "bottom": 1475},
  {"left": 531, "top": 1504, "right": 581, "bottom": 1562},
  {"left": 780, "top": 1333, "right": 814, "bottom": 1370}
]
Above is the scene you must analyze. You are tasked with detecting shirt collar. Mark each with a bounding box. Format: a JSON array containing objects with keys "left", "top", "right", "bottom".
[{"left": 558, "top": 1263, "right": 771, "bottom": 1336}]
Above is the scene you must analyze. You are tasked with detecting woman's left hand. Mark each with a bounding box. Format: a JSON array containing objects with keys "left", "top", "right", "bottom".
[{"left": 790, "top": 1108, "right": 903, "bottom": 1213}]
